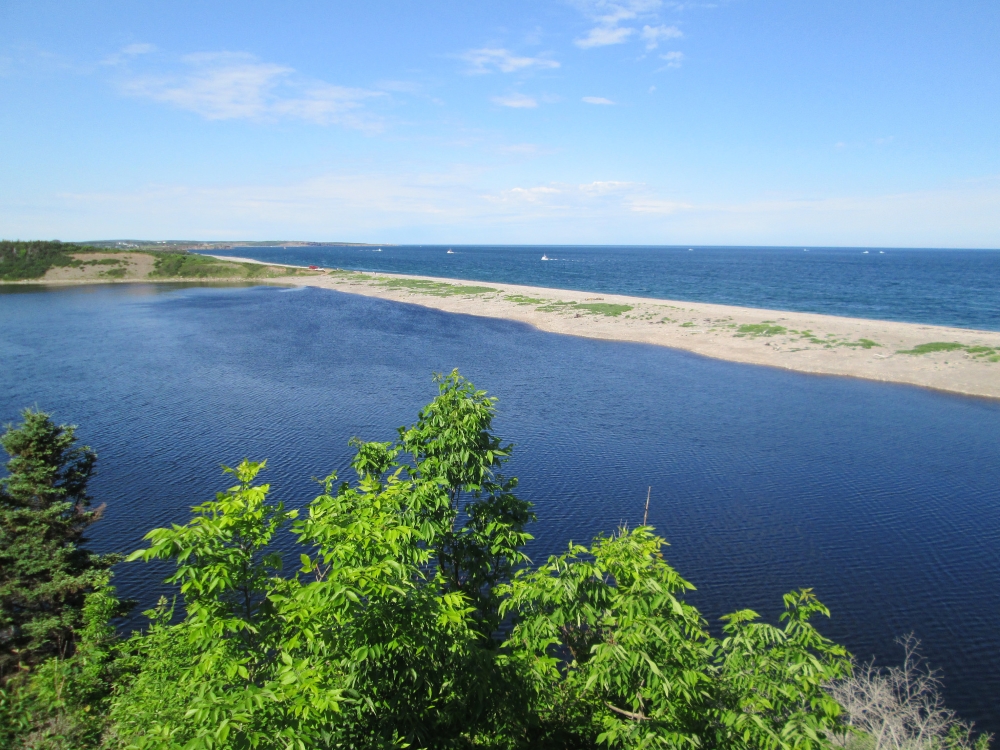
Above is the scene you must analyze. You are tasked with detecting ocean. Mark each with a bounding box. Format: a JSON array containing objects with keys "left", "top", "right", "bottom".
[
  {"left": 209, "top": 245, "right": 1000, "bottom": 331},
  {"left": 2, "top": 281, "right": 999, "bottom": 732}
]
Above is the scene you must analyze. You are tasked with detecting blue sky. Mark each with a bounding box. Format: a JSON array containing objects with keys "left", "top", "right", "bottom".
[{"left": 1, "top": 1, "right": 998, "bottom": 246}]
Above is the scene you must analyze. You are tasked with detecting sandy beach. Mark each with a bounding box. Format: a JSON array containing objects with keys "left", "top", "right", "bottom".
[{"left": 197, "top": 256, "right": 1000, "bottom": 401}]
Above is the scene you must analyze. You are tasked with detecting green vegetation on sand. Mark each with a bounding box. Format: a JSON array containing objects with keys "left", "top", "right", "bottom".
[
  {"left": 736, "top": 322, "right": 788, "bottom": 337},
  {"left": 573, "top": 301, "right": 632, "bottom": 316},
  {"left": 375, "top": 276, "right": 498, "bottom": 296},
  {"left": 897, "top": 342, "right": 999, "bottom": 361},
  {"left": 150, "top": 253, "right": 307, "bottom": 279}
]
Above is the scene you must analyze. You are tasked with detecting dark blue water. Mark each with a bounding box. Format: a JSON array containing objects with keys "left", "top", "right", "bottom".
[
  {"left": 2, "top": 283, "right": 999, "bottom": 733},
  {"left": 210, "top": 245, "right": 1000, "bottom": 331}
]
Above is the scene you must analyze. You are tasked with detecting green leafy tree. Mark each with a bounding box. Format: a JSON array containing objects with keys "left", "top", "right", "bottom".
[
  {"left": 111, "top": 372, "right": 536, "bottom": 748},
  {"left": 501, "top": 527, "right": 851, "bottom": 750},
  {"left": 0, "top": 409, "right": 119, "bottom": 676},
  {"left": 398, "top": 370, "right": 535, "bottom": 637}
]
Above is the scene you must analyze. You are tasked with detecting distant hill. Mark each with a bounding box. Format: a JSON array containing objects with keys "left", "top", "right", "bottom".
[{"left": 0, "top": 240, "right": 321, "bottom": 282}]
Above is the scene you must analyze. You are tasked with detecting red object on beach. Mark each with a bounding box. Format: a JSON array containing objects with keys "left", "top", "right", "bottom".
[{"left": 308, "top": 265, "right": 319, "bottom": 270}]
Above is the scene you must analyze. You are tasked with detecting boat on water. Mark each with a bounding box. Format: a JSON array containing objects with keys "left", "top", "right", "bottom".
[
  {"left": 541, "top": 254, "right": 550, "bottom": 261},
  {"left": 447, "top": 249, "right": 454, "bottom": 254},
  {"left": 863, "top": 251, "right": 869, "bottom": 254}
]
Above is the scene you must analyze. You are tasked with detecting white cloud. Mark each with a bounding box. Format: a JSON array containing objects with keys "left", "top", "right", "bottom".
[
  {"left": 491, "top": 93, "right": 538, "bottom": 108},
  {"left": 101, "top": 43, "right": 156, "bottom": 66},
  {"left": 122, "top": 43, "right": 156, "bottom": 56},
  {"left": 460, "top": 47, "right": 560, "bottom": 74},
  {"left": 660, "top": 51, "right": 684, "bottom": 68},
  {"left": 121, "top": 52, "right": 382, "bottom": 129},
  {"left": 579, "top": 181, "right": 635, "bottom": 194},
  {"left": 572, "top": 0, "right": 667, "bottom": 48},
  {"left": 640, "top": 24, "right": 682, "bottom": 49},
  {"left": 575, "top": 26, "right": 635, "bottom": 48},
  {"left": 497, "top": 186, "right": 562, "bottom": 202},
  {"left": 582, "top": 96, "right": 615, "bottom": 105}
]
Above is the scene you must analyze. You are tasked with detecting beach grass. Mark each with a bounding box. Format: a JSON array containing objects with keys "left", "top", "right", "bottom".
[
  {"left": 573, "top": 302, "right": 632, "bottom": 316},
  {"left": 150, "top": 253, "right": 308, "bottom": 279},
  {"left": 375, "top": 277, "right": 498, "bottom": 296},
  {"left": 897, "top": 341, "right": 998, "bottom": 360},
  {"left": 735, "top": 322, "right": 788, "bottom": 337},
  {"left": 504, "top": 294, "right": 547, "bottom": 305}
]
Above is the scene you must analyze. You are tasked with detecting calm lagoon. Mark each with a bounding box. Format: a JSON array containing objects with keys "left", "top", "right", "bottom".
[{"left": 2, "top": 282, "right": 999, "bottom": 732}]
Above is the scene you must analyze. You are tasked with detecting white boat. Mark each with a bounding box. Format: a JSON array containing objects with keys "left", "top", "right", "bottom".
[
  {"left": 541, "top": 254, "right": 550, "bottom": 261},
  {"left": 863, "top": 250, "right": 869, "bottom": 254},
  {"left": 447, "top": 249, "right": 454, "bottom": 254}
]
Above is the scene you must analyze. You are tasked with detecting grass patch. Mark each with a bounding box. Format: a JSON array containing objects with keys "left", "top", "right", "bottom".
[
  {"left": 841, "top": 338, "right": 880, "bottom": 349},
  {"left": 897, "top": 342, "right": 968, "bottom": 355},
  {"left": 505, "top": 294, "right": 547, "bottom": 305},
  {"left": 735, "top": 322, "right": 787, "bottom": 337},
  {"left": 150, "top": 253, "right": 309, "bottom": 279},
  {"left": 535, "top": 301, "right": 574, "bottom": 312},
  {"left": 530, "top": 300, "right": 633, "bottom": 316},
  {"left": 573, "top": 303, "right": 632, "bottom": 317},
  {"left": 151, "top": 254, "right": 246, "bottom": 278},
  {"left": 897, "top": 341, "right": 998, "bottom": 361},
  {"left": 102, "top": 267, "right": 127, "bottom": 278},
  {"left": 376, "top": 278, "right": 497, "bottom": 296},
  {"left": 680, "top": 321, "right": 695, "bottom": 328}
]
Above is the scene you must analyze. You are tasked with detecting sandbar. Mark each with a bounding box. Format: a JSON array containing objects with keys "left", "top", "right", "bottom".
[{"left": 18, "top": 253, "right": 1000, "bottom": 400}]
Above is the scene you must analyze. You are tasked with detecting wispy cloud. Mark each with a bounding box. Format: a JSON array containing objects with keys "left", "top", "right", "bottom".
[
  {"left": 582, "top": 96, "right": 615, "bottom": 105},
  {"left": 640, "top": 24, "right": 682, "bottom": 49},
  {"left": 101, "top": 43, "right": 156, "bottom": 66},
  {"left": 491, "top": 93, "right": 538, "bottom": 108},
  {"left": 460, "top": 48, "right": 560, "bottom": 74},
  {"left": 659, "top": 51, "right": 684, "bottom": 68},
  {"left": 575, "top": 26, "right": 634, "bottom": 48},
  {"left": 572, "top": 0, "right": 663, "bottom": 48},
  {"left": 579, "top": 181, "right": 635, "bottom": 194},
  {"left": 121, "top": 52, "right": 383, "bottom": 129}
]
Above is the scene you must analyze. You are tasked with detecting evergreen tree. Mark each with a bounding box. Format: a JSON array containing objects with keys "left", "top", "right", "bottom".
[{"left": 0, "top": 409, "right": 119, "bottom": 677}]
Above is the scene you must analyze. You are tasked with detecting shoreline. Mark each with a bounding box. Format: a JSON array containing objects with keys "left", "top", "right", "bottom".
[{"left": 11, "top": 255, "right": 1000, "bottom": 400}]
